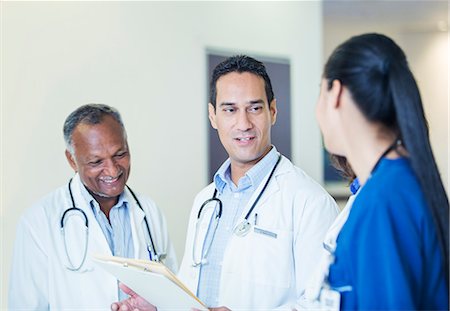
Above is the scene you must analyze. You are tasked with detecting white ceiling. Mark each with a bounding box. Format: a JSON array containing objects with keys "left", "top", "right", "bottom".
[{"left": 323, "top": 0, "right": 449, "bottom": 32}]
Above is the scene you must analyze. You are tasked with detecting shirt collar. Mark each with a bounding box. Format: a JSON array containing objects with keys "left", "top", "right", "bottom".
[
  {"left": 78, "top": 182, "right": 129, "bottom": 215},
  {"left": 214, "top": 146, "right": 279, "bottom": 194}
]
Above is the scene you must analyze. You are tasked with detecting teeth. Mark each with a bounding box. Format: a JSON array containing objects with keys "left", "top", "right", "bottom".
[
  {"left": 100, "top": 172, "right": 122, "bottom": 183},
  {"left": 103, "top": 179, "right": 116, "bottom": 184},
  {"left": 101, "top": 178, "right": 117, "bottom": 184},
  {"left": 238, "top": 137, "right": 251, "bottom": 141}
]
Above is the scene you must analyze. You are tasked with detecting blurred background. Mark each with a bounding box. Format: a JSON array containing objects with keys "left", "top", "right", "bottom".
[{"left": 1, "top": 1, "right": 448, "bottom": 308}]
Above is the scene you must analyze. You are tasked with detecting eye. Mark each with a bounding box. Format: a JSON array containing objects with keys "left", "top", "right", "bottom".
[
  {"left": 222, "top": 107, "right": 235, "bottom": 113},
  {"left": 89, "top": 160, "right": 102, "bottom": 167},
  {"left": 248, "top": 105, "right": 263, "bottom": 113},
  {"left": 115, "top": 151, "right": 128, "bottom": 158}
]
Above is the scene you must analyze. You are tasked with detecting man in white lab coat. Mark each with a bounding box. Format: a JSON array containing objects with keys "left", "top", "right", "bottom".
[
  {"left": 9, "top": 104, "right": 177, "bottom": 310},
  {"left": 113, "top": 55, "right": 338, "bottom": 310}
]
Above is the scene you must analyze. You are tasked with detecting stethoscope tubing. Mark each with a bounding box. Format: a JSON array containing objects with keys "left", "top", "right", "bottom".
[
  {"left": 197, "top": 189, "right": 222, "bottom": 219},
  {"left": 60, "top": 179, "right": 89, "bottom": 271},
  {"left": 192, "top": 153, "right": 282, "bottom": 266},
  {"left": 61, "top": 178, "right": 160, "bottom": 271},
  {"left": 241, "top": 154, "right": 282, "bottom": 222},
  {"left": 126, "top": 185, "right": 160, "bottom": 262},
  {"left": 197, "top": 153, "right": 282, "bottom": 222}
]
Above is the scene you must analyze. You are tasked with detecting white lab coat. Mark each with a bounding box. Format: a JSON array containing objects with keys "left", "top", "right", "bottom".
[
  {"left": 299, "top": 194, "right": 356, "bottom": 309},
  {"left": 8, "top": 174, "right": 177, "bottom": 311},
  {"left": 178, "top": 156, "right": 339, "bottom": 310}
]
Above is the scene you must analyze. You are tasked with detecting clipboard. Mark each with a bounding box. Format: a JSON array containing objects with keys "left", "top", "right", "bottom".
[{"left": 93, "top": 255, "right": 207, "bottom": 311}]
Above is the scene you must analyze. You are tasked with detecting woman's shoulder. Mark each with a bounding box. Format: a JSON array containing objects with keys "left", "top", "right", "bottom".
[{"left": 353, "top": 157, "right": 428, "bottom": 222}]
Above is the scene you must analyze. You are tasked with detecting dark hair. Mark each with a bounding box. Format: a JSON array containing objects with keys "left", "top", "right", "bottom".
[
  {"left": 330, "top": 154, "right": 356, "bottom": 182},
  {"left": 209, "top": 55, "right": 274, "bottom": 108},
  {"left": 63, "top": 103, "right": 126, "bottom": 153},
  {"left": 324, "top": 33, "right": 449, "bottom": 280}
]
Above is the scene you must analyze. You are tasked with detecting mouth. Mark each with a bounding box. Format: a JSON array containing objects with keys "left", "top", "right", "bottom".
[
  {"left": 99, "top": 171, "right": 123, "bottom": 185},
  {"left": 234, "top": 136, "right": 255, "bottom": 142}
]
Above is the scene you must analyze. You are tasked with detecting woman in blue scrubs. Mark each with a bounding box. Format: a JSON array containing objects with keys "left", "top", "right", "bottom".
[{"left": 316, "top": 33, "right": 448, "bottom": 310}]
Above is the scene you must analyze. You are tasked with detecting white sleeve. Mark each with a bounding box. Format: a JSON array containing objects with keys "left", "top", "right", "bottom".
[
  {"left": 276, "top": 192, "right": 339, "bottom": 311},
  {"left": 8, "top": 213, "right": 49, "bottom": 310}
]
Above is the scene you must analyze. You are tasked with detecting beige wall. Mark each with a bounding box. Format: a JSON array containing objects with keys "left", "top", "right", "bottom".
[
  {"left": 400, "top": 32, "right": 449, "bottom": 193},
  {"left": 1, "top": 2, "right": 324, "bottom": 307}
]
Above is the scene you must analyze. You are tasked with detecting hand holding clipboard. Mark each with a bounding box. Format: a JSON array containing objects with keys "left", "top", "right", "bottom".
[{"left": 94, "top": 255, "right": 207, "bottom": 311}]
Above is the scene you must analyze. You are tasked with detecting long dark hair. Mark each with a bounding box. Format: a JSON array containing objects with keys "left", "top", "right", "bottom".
[{"left": 324, "top": 33, "right": 449, "bottom": 281}]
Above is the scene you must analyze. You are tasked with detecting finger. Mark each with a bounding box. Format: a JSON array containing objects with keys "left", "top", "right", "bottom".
[
  {"left": 119, "top": 282, "right": 137, "bottom": 296},
  {"left": 119, "top": 304, "right": 129, "bottom": 311}
]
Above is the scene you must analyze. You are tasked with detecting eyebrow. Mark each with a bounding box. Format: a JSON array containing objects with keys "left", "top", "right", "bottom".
[
  {"left": 219, "top": 102, "right": 236, "bottom": 107},
  {"left": 218, "top": 99, "right": 265, "bottom": 107},
  {"left": 249, "top": 99, "right": 265, "bottom": 105}
]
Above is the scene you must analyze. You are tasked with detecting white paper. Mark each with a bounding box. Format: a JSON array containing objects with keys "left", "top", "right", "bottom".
[{"left": 94, "top": 257, "right": 207, "bottom": 311}]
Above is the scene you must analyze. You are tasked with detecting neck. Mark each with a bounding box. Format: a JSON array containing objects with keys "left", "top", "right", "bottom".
[
  {"left": 230, "top": 146, "right": 272, "bottom": 186},
  {"left": 347, "top": 136, "right": 399, "bottom": 186},
  {"left": 89, "top": 191, "right": 119, "bottom": 220}
]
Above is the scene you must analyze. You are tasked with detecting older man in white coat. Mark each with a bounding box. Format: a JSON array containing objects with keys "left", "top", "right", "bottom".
[
  {"left": 112, "top": 55, "right": 338, "bottom": 311},
  {"left": 9, "top": 104, "right": 177, "bottom": 310}
]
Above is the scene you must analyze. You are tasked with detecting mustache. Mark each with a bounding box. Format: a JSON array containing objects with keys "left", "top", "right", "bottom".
[{"left": 99, "top": 170, "right": 123, "bottom": 181}]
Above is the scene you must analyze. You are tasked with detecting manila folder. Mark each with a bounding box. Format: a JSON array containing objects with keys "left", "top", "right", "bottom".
[{"left": 93, "top": 255, "right": 207, "bottom": 311}]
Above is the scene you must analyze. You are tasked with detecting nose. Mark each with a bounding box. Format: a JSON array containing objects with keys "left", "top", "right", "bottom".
[
  {"left": 103, "top": 159, "right": 120, "bottom": 177},
  {"left": 236, "top": 110, "right": 252, "bottom": 131}
]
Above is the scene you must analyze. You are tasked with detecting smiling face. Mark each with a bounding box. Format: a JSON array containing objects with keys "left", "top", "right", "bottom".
[
  {"left": 209, "top": 71, "right": 277, "bottom": 173},
  {"left": 65, "top": 115, "right": 130, "bottom": 210}
]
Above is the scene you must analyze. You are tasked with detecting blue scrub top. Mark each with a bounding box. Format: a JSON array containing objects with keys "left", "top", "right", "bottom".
[{"left": 328, "top": 158, "right": 448, "bottom": 310}]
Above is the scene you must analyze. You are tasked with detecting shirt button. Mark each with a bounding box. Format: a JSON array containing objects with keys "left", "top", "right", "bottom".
[{"left": 233, "top": 193, "right": 240, "bottom": 198}]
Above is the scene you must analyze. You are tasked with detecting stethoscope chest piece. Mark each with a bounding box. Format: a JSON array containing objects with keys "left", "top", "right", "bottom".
[{"left": 234, "top": 220, "right": 251, "bottom": 237}]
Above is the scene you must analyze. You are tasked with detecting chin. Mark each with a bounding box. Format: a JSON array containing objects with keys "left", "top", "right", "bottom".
[
  {"left": 325, "top": 146, "right": 345, "bottom": 157},
  {"left": 96, "top": 187, "right": 124, "bottom": 199},
  {"left": 236, "top": 154, "right": 263, "bottom": 165},
  {"left": 94, "top": 192, "right": 117, "bottom": 199}
]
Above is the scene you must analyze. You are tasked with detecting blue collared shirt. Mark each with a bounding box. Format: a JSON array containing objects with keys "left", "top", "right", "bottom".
[
  {"left": 80, "top": 185, "right": 134, "bottom": 301},
  {"left": 197, "top": 147, "right": 279, "bottom": 307}
]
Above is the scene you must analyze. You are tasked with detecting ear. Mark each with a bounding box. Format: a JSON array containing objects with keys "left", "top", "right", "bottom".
[
  {"left": 269, "top": 99, "right": 277, "bottom": 125},
  {"left": 208, "top": 103, "right": 218, "bottom": 130},
  {"left": 328, "top": 79, "right": 343, "bottom": 109},
  {"left": 65, "top": 149, "right": 78, "bottom": 172}
]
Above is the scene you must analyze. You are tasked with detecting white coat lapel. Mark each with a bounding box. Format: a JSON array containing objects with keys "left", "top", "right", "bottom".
[
  {"left": 234, "top": 156, "right": 285, "bottom": 222},
  {"left": 251, "top": 156, "right": 288, "bottom": 208},
  {"left": 126, "top": 189, "right": 147, "bottom": 259}
]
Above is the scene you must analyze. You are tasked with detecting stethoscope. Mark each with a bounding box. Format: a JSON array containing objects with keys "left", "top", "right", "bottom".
[
  {"left": 60, "top": 178, "right": 161, "bottom": 271},
  {"left": 192, "top": 153, "right": 282, "bottom": 267}
]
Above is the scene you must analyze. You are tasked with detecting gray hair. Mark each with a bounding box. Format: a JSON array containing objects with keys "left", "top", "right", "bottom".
[{"left": 63, "top": 104, "right": 126, "bottom": 154}]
